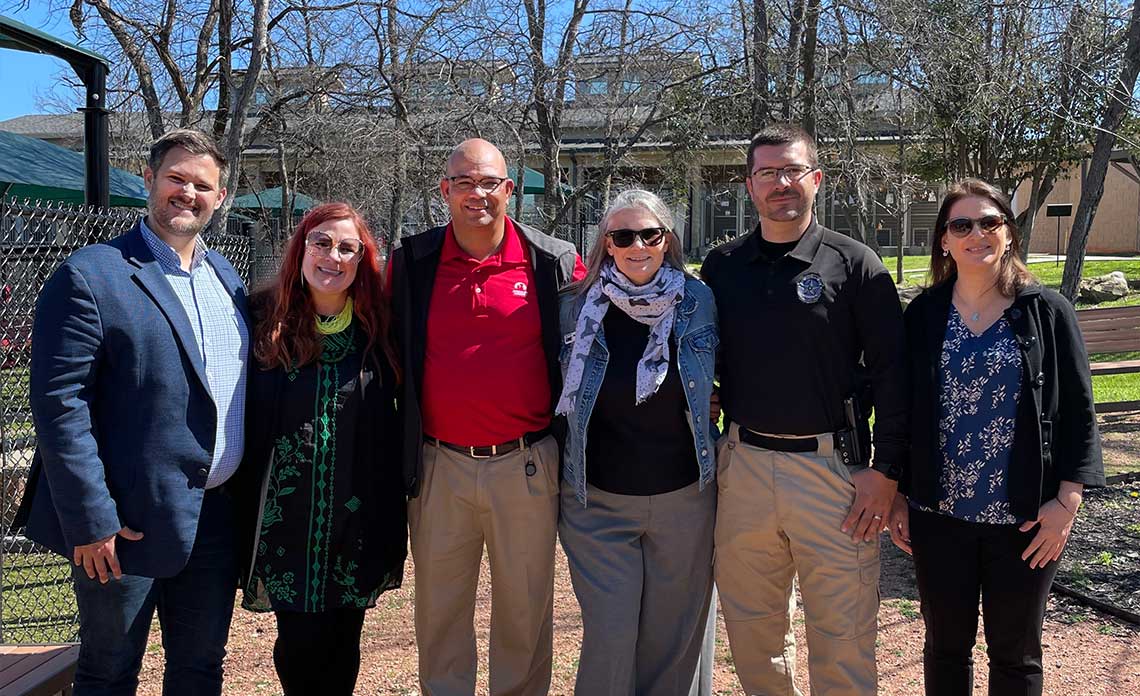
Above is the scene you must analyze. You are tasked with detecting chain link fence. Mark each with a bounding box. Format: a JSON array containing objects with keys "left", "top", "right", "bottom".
[
  {"left": 0, "top": 198, "right": 279, "bottom": 643},
  {"left": 551, "top": 221, "right": 598, "bottom": 256}
]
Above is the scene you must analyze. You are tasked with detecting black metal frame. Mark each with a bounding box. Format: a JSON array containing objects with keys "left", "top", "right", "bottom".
[{"left": 0, "top": 17, "right": 111, "bottom": 208}]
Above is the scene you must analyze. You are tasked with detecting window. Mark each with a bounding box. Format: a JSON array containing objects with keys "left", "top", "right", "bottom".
[{"left": 586, "top": 79, "right": 608, "bottom": 96}]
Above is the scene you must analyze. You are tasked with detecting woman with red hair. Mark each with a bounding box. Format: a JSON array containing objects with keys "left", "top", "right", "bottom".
[{"left": 233, "top": 202, "right": 405, "bottom": 695}]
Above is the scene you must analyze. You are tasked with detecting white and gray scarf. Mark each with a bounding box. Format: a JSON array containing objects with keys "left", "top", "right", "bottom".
[{"left": 556, "top": 261, "right": 686, "bottom": 414}]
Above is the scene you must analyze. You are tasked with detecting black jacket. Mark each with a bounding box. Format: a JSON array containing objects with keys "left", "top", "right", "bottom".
[
  {"left": 902, "top": 280, "right": 1105, "bottom": 520},
  {"left": 389, "top": 220, "right": 579, "bottom": 497},
  {"left": 232, "top": 295, "right": 407, "bottom": 593}
]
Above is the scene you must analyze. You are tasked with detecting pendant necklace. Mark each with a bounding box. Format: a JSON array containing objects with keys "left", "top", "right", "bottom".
[{"left": 954, "top": 283, "right": 996, "bottom": 324}]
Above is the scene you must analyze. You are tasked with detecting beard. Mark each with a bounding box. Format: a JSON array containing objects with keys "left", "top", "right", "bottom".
[{"left": 147, "top": 197, "right": 211, "bottom": 239}]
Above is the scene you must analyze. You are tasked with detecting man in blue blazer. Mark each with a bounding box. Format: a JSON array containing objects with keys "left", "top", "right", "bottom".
[{"left": 15, "top": 129, "right": 250, "bottom": 695}]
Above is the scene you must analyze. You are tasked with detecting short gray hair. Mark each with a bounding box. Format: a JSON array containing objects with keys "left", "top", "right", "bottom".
[{"left": 575, "top": 188, "right": 689, "bottom": 292}]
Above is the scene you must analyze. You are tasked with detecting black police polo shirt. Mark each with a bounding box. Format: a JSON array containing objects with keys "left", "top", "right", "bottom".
[{"left": 701, "top": 219, "right": 908, "bottom": 472}]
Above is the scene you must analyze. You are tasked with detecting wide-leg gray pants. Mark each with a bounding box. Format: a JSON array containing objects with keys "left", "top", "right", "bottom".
[{"left": 559, "top": 480, "right": 716, "bottom": 696}]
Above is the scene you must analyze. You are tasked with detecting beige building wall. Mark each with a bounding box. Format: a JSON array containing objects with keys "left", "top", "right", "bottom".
[{"left": 1020, "top": 162, "right": 1140, "bottom": 255}]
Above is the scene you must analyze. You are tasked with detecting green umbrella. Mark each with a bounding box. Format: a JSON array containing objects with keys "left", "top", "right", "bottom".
[
  {"left": 232, "top": 187, "right": 317, "bottom": 212},
  {"left": 507, "top": 166, "right": 574, "bottom": 195}
]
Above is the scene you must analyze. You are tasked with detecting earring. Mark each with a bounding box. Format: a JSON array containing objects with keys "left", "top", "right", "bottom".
[{"left": 942, "top": 249, "right": 949, "bottom": 257}]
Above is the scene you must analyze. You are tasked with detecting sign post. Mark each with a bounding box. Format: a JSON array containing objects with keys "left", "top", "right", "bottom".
[{"left": 1046, "top": 203, "right": 1073, "bottom": 266}]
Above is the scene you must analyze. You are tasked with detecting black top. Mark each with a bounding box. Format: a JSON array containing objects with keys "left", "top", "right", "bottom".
[
  {"left": 235, "top": 304, "right": 407, "bottom": 612},
  {"left": 700, "top": 220, "right": 908, "bottom": 473},
  {"left": 902, "top": 279, "right": 1104, "bottom": 520},
  {"left": 585, "top": 307, "right": 698, "bottom": 496},
  {"left": 754, "top": 235, "right": 800, "bottom": 262}
]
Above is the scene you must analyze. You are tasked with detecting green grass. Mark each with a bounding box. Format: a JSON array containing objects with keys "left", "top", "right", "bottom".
[
  {"left": 1028, "top": 260, "right": 1140, "bottom": 287},
  {"left": 0, "top": 367, "right": 31, "bottom": 414},
  {"left": 1090, "top": 351, "right": 1140, "bottom": 414},
  {"left": 878, "top": 256, "right": 933, "bottom": 275},
  {"left": 883, "top": 258, "right": 1140, "bottom": 308},
  {"left": 1, "top": 552, "right": 79, "bottom": 643}
]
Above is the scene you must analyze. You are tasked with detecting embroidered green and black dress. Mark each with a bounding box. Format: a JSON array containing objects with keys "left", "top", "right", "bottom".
[{"left": 236, "top": 318, "right": 406, "bottom": 614}]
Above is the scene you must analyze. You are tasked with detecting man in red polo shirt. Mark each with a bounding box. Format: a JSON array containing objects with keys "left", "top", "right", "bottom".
[{"left": 388, "top": 138, "right": 585, "bottom": 696}]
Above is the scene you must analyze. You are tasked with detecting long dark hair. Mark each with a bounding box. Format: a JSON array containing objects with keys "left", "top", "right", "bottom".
[
  {"left": 253, "top": 202, "right": 399, "bottom": 377},
  {"left": 930, "top": 179, "right": 1035, "bottom": 296}
]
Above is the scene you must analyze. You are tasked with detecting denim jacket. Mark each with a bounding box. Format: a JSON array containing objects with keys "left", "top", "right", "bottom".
[{"left": 558, "top": 275, "right": 719, "bottom": 506}]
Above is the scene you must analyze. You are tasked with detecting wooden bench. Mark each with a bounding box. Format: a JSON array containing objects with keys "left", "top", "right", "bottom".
[
  {"left": 0, "top": 644, "right": 77, "bottom": 696},
  {"left": 1077, "top": 305, "right": 1140, "bottom": 413}
]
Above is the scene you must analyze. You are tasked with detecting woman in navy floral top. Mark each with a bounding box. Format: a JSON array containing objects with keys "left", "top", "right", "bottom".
[{"left": 891, "top": 180, "right": 1104, "bottom": 696}]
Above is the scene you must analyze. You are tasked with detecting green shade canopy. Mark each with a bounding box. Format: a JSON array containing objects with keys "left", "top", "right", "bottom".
[
  {"left": 0, "top": 15, "right": 110, "bottom": 66},
  {"left": 507, "top": 166, "right": 574, "bottom": 195},
  {"left": 232, "top": 187, "right": 317, "bottom": 212},
  {"left": 0, "top": 129, "right": 147, "bottom": 206}
]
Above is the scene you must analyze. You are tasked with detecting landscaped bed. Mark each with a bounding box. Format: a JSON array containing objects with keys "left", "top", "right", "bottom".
[{"left": 1054, "top": 475, "right": 1140, "bottom": 623}]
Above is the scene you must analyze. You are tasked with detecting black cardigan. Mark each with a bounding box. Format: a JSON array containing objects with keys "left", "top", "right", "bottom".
[
  {"left": 231, "top": 298, "right": 407, "bottom": 593},
  {"left": 902, "top": 280, "right": 1105, "bottom": 520}
]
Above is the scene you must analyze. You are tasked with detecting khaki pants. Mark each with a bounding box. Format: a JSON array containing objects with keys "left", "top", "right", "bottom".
[
  {"left": 714, "top": 423, "right": 879, "bottom": 696},
  {"left": 409, "top": 435, "right": 560, "bottom": 696}
]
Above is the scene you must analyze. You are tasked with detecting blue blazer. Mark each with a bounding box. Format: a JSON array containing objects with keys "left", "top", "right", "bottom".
[{"left": 15, "top": 221, "right": 250, "bottom": 578}]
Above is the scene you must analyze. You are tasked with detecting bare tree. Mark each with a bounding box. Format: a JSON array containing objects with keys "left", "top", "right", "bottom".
[{"left": 1061, "top": 1, "right": 1140, "bottom": 301}]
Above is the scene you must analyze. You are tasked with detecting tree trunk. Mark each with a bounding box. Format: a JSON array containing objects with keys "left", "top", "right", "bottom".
[
  {"left": 1019, "top": 167, "right": 1057, "bottom": 262},
  {"left": 780, "top": 0, "right": 805, "bottom": 121},
  {"left": 1060, "top": 1, "right": 1140, "bottom": 301},
  {"left": 750, "top": 0, "right": 770, "bottom": 133},
  {"left": 514, "top": 139, "right": 526, "bottom": 222},
  {"left": 276, "top": 128, "right": 292, "bottom": 236},
  {"left": 214, "top": 0, "right": 270, "bottom": 228},
  {"left": 212, "top": 0, "right": 233, "bottom": 141},
  {"left": 800, "top": 0, "right": 820, "bottom": 137}
]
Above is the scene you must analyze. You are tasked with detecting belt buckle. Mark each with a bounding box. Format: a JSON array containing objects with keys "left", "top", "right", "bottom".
[{"left": 469, "top": 445, "right": 494, "bottom": 459}]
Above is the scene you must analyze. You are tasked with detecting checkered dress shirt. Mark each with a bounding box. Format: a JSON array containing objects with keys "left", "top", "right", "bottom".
[{"left": 140, "top": 219, "right": 249, "bottom": 488}]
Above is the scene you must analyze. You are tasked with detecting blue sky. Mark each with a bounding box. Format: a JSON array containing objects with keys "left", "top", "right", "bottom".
[{"left": 0, "top": 5, "right": 82, "bottom": 121}]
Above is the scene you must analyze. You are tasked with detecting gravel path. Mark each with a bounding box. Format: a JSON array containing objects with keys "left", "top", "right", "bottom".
[{"left": 132, "top": 415, "right": 1140, "bottom": 695}]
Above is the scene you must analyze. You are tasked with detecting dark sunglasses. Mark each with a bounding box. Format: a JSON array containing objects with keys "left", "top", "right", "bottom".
[
  {"left": 606, "top": 227, "right": 668, "bottom": 248},
  {"left": 945, "top": 214, "right": 1007, "bottom": 238}
]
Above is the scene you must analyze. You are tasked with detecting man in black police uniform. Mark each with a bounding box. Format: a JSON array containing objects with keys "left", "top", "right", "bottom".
[{"left": 701, "top": 124, "right": 907, "bottom": 695}]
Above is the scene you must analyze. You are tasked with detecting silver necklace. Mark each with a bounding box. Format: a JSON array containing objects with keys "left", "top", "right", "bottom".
[{"left": 954, "top": 283, "right": 997, "bottom": 323}]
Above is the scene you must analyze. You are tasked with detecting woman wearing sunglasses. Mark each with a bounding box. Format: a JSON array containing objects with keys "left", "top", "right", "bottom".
[
  {"left": 232, "top": 202, "right": 407, "bottom": 695},
  {"left": 889, "top": 180, "right": 1103, "bottom": 695},
  {"left": 555, "top": 189, "right": 718, "bottom": 695}
]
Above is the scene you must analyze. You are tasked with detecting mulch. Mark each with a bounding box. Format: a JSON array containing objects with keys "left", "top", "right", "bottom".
[{"left": 1054, "top": 476, "right": 1140, "bottom": 622}]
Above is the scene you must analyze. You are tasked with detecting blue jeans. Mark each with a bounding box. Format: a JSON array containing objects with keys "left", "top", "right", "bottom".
[{"left": 71, "top": 488, "right": 237, "bottom": 696}]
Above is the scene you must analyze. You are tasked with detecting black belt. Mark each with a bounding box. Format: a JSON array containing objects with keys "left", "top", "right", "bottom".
[
  {"left": 426, "top": 428, "right": 551, "bottom": 459},
  {"left": 739, "top": 428, "right": 820, "bottom": 453}
]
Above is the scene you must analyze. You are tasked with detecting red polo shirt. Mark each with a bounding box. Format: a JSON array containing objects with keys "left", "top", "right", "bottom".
[{"left": 421, "top": 219, "right": 586, "bottom": 446}]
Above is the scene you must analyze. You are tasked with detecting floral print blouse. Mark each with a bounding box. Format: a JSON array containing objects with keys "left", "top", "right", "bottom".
[{"left": 919, "top": 306, "right": 1024, "bottom": 524}]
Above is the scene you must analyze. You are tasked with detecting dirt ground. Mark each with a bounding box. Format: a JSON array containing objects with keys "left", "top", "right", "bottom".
[{"left": 135, "top": 416, "right": 1140, "bottom": 695}]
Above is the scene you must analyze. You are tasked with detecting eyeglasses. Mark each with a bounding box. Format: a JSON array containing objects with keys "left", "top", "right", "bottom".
[
  {"left": 447, "top": 176, "right": 508, "bottom": 193},
  {"left": 305, "top": 232, "right": 365, "bottom": 262},
  {"left": 750, "top": 165, "right": 817, "bottom": 184},
  {"left": 606, "top": 227, "right": 668, "bottom": 248},
  {"left": 944, "top": 214, "right": 1007, "bottom": 238}
]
